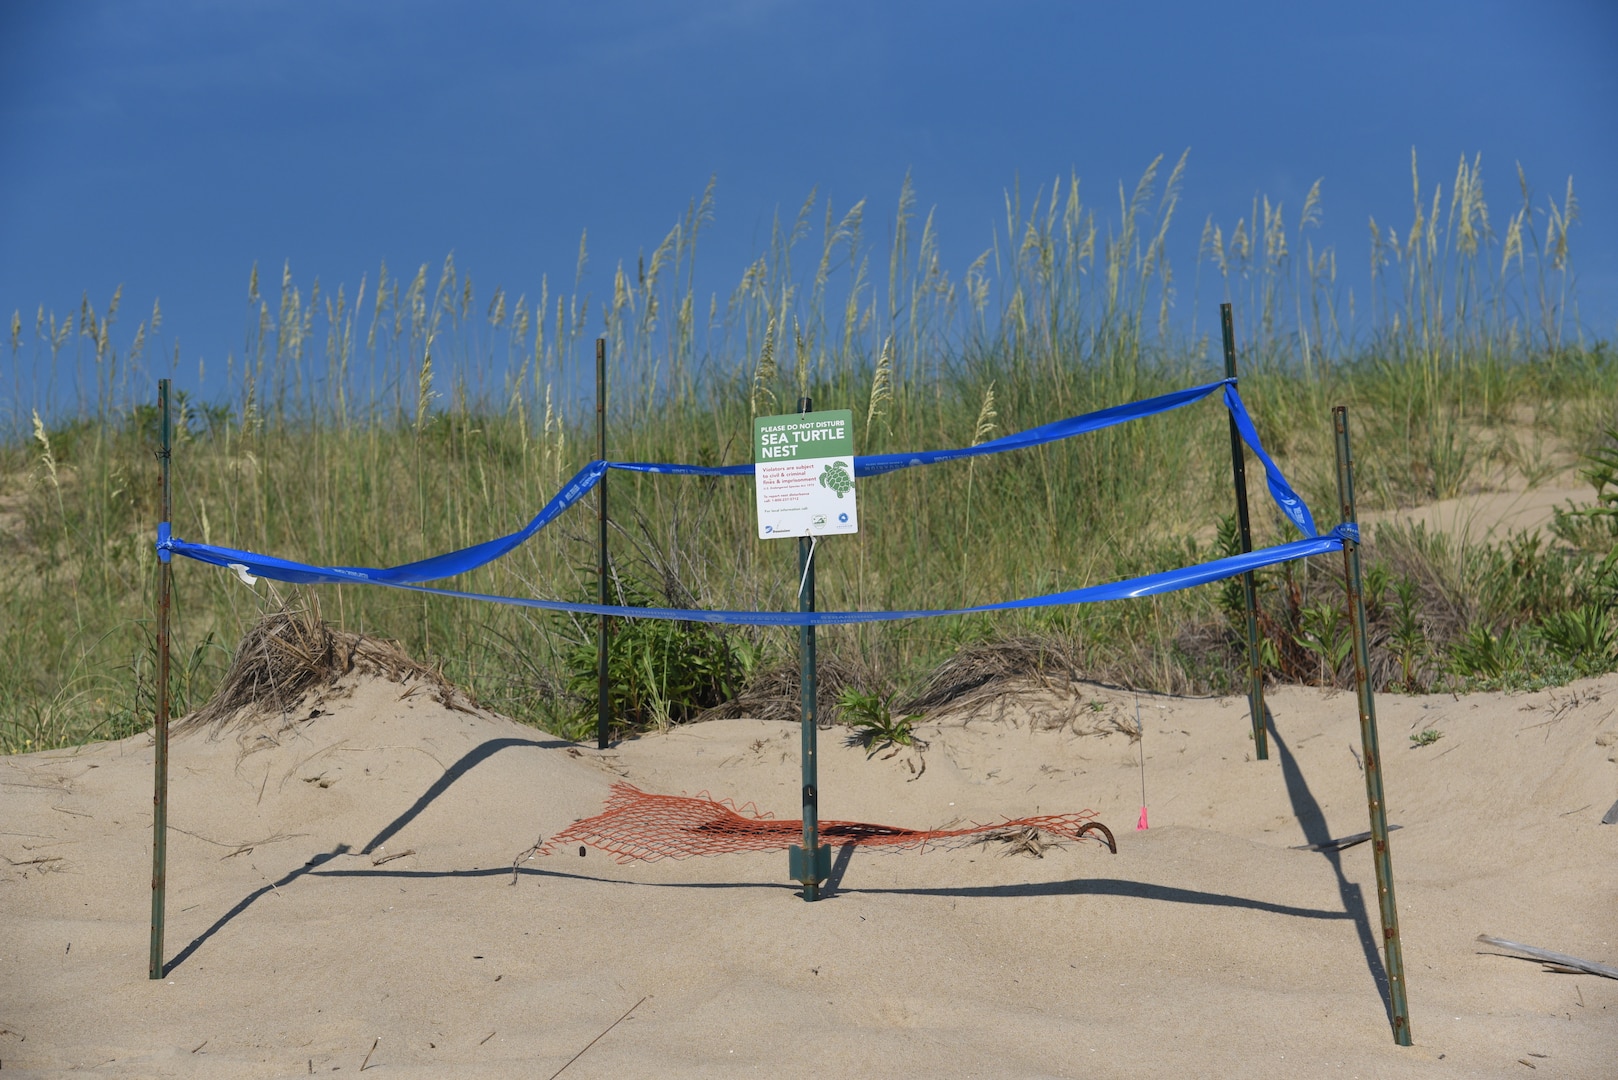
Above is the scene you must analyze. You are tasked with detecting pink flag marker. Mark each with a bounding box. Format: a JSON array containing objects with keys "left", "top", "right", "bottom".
[{"left": 1134, "top": 699, "right": 1148, "bottom": 830}]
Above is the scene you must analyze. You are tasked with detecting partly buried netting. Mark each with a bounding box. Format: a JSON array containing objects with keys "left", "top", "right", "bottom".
[{"left": 539, "top": 783, "right": 1117, "bottom": 863}]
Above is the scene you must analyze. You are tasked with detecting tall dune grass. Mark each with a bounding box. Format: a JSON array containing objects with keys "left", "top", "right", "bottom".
[{"left": 3, "top": 152, "right": 1613, "bottom": 750}]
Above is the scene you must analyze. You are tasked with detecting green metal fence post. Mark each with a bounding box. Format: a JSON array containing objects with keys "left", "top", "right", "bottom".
[
  {"left": 794, "top": 395, "right": 827, "bottom": 901},
  {"left": 1333, "top": 405, "right": 1413, "bottom": 1046},
  {"left": 1221, "top": 303, "right": 1268, "bottom": 760},
  {"left": 596, "top": 338, "right": 611, "bottom": 750},
  {"left": 149, "top": 379, "right": 173, "bottom": 979}
]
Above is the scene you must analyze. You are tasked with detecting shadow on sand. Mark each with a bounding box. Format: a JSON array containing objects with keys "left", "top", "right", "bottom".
[
  {"left": 163, "top": 735, "right": 565, "bottom": 975},
  {"left": 1270, "top": 709, "right": 1394, "bottom": 1021},
  {"left": 167, "top": 724, "right": 1388, "bottom": 993}
]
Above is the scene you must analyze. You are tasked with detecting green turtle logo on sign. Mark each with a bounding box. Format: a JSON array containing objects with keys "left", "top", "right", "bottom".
[{"left": 819, "top": 460, "right": 853, "bottom": 498}]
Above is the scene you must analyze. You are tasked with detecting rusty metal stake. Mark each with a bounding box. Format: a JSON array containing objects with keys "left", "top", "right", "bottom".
[
  {"left": 149, "top": 379, "right": 173, "bottom": 979},
  {"left": 596, "top": 338, "right": 611, "bottom": 750},
  {"left": 1221, "top": 303, "right": 1268, "bottom": 760},
  {"left": 1333, "top": 405, "right": 1412, "bottom": 1045}
]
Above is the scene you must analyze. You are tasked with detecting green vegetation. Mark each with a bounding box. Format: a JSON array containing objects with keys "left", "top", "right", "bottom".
[
  {"left": 1410, "top": 729, "right": 1443, "bottom": 748},
  {"left": 556, "top": 573, "right": 755, "bottom": 743},
  {"left": 836, "top": 688, "right": 924, "bottom": 756},
  {"left": 4, "top": 152, "right": 1616, "bottom": 752}
]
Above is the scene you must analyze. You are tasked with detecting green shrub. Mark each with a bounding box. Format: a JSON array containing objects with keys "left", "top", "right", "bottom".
[
  {"left": 1389, "top": 578, "right": 1429, "bottom": 691},
  {"left": 1296, "top": 601, "right": 1351, "bottom": 687},
  {"left": 836, "top": 687, "right": 924, "bottom": 756},
  {"left": 557, "top": 573, "right": 755, "bottom": 742},
  {"left": 1447, "top": 623, "right": 1527, "bottom": 682},
  {"left": 1551, "top": 428, "right": 1618, "bottom": 552},
  {"left": 1536, "top": 604, "right": 1616, "bottom": 672}
]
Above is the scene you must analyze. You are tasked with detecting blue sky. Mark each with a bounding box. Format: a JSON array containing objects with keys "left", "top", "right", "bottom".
[{"left": 2, "top": 0, "right": 1615, "bottom": 420}]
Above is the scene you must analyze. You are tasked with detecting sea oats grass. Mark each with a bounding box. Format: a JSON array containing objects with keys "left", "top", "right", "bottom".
[{"left": 3, "top": 153, "right": 1614, "bottom": 750}]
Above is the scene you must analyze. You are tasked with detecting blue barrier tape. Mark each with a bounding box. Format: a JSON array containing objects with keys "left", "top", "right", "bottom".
[
  {"left": 154, "top": 376, "right": 1325, "bottom": 609},
  {"left": 613, "top": 379, "right": 1233, "bottom": 479},
  {"left": 164, "top": 527, "right": 1349, "bottom": 626},
  {"left": 1222, "top": 384, "right": 1316, "bottom": 537},
  {"left": 170, "top": 459, "right": 610, "bottom": 585}
]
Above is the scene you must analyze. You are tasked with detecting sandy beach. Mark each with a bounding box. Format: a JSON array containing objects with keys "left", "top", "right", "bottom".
[{"left": 3, "top": 661, "right": 1616, "bottom": 1078}]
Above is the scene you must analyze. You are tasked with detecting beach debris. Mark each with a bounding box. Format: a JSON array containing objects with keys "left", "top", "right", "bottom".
[
  {"left": 1476, "top": 935, "right": 1618, "bottom": 980},
  {"left": 977, "top": 825, "right": 1061, "bottom": 858},
  {"left": 360, "top": 1036, "right": 379, "bottom": 1071},
  {"left": 545, "top": 996, "right": 645, "bottom": 1080},
  {"left": 510, "top": 835, "right": 544, "bottom": 883},
  {"left": 1601, "top": 799, "right": 1618, "bottom": 826}
]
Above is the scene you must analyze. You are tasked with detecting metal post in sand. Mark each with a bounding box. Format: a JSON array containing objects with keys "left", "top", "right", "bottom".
[
  {"left": 149, "top": 379, "right": 173, "bottom": 979},
  {"left": 1220, "top": 303, "right": 1268, "bottom": 761},
  {"left": 596, "top": 337, "right": 611, "bottom": 751},
  {"left": 794, "top": 395, "right": 827, "bottom": 901},
  {"left": 1333, "top": 404, "right": 1413, "bottom": 1045}
]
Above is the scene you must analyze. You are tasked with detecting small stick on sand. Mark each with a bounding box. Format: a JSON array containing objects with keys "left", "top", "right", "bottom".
[
  {"left": 546, "top": 996, "right": 647, "bottom": 1080},
  {"left": 360, "top": 1036, "right": 379, "bottom": 1071},
  {"left": 511, "top": 835, "right": 544, "bottom": 884},
  {"left": 371, "top": 848, "right": 414, "bottom": 866},
  {"left": 1476, "top": 935, "right": 1618, "bottom": 980}
]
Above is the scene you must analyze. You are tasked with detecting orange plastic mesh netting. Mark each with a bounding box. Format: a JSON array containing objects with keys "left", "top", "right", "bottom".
[{"left": 538, "top": 783, "right": 1116, "bottom": 863}]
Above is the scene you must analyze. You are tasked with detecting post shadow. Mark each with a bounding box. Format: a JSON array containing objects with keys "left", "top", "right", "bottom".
[
  {"left": 165, "top": 735, "right": 568, "bottom": 975},
  {"left": 361, "top": 736, "right": 569, "bottom": 855},
  {"left": 169, "top": 729, "right": 1363, "bottom": 976},
  {"left": 1270, "top": 708, "right": 1393, "bottom": 1020},
  {"left": 164, "top": 845, "right": 350, "bottom": 975},
  {"left": 317, "top": 863, "right": 1350, "bottom": 921},
  {"left": 824, "top": 841, "right": 857, "bottom": 896}
]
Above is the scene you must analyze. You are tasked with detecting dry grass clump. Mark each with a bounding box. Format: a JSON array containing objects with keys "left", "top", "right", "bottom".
[
  {"left": 902, "top": 636, "right": 1083, "bottom": 712},
  {"left": 698, "top": 651, "right": 866, "bottom": 724},
  {"left": 177, "top": 602, "right": 475, "bottom": 737},
  {"left": 898, "top": 636, "right": 1152, "bottom": 736},
  {"left": 976, "top": 825, "right": 1058, "bottom": 858}
]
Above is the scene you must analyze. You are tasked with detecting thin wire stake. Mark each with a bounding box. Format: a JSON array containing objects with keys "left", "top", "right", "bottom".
[
  {"left": 546, "top": 996, "right": 647, "bottom": 1080},
  {"left": 1135, "top": 697, "right": 1148, "bottom": 830}
]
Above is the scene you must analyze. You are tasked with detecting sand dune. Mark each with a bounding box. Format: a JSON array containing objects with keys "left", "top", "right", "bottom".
[{"left": 3, "top": 669, "right": 1616, "bottom": 1077}]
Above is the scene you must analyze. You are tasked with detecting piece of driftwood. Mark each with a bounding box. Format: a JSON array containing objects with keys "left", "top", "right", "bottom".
[
  {"left": 1289, "top": 824, "right": 1402, "bottom": 852},
  {"left": 1601, "top": 799, "right": 1618, "bottom": 825},
  {"left": 1476, "top": 935, "right": 1618, "bottom": 980}
]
